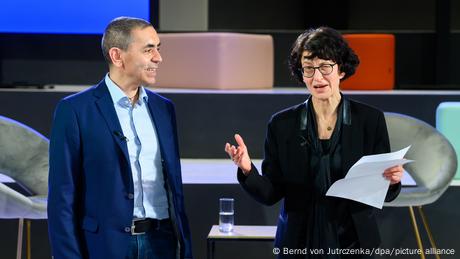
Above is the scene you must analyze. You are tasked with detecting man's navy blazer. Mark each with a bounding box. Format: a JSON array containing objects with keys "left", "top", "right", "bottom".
[{"left": 48, "top": 80, "right": 193, "bottom": 259}]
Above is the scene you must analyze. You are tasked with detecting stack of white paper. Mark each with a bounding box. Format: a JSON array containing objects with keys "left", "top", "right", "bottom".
[{"left": 326, "top": 146, "right": 413, "bottom": 209}]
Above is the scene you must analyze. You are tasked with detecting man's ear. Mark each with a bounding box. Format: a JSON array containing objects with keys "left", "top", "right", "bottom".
[
  {"left": 339, "top": 71, "right": 345, "bottom": 79},
  {"left": 108, "top": 47, "right": 123, "bottom": 67}
]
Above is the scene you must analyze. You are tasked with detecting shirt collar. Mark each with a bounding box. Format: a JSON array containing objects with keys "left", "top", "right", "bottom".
[{"left": 105, "top": 73, "right": 149, "bottom": 108}]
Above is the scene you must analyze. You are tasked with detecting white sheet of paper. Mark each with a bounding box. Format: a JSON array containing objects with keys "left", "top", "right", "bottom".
[{"left": 326, "top": 146, "right": 413, "bottom": 209}]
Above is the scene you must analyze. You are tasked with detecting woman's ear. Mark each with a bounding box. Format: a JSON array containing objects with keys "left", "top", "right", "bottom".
[{"left": 339, "top": 71, "right": 345, "bottom": 79}]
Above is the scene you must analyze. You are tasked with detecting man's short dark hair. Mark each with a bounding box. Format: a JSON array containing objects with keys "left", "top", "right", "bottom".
[
  {"left": 288, "top": 27, "right": 360, "bottom": 83},
  {"left": 101, "top": 17, "right": 152, "bottom": 64}
]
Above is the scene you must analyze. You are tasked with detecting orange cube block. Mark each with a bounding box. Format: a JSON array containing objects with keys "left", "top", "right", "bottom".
[{"left": 341, "top": 34, "right": 395, "bottom": 90}]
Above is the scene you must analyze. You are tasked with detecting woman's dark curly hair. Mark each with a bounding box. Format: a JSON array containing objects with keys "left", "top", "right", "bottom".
[{"left": 289, "top": 27, "right": 359, "bottom": 83}]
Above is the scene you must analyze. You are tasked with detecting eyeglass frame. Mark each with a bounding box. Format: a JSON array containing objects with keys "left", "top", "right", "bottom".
[{"left": 299, "top": 63, "right": 337, "bottom": 78}]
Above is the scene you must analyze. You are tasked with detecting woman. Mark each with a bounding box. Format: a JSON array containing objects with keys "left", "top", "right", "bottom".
[{"left": 225, "top": 27, "right": 403, "bottom": 258}]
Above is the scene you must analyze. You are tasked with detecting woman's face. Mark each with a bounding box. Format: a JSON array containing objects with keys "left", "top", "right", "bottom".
[{"left": 301, "top": 51, "right": 344, "bottom": 100}]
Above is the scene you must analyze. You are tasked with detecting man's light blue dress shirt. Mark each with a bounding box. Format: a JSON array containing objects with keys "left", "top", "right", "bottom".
[{"left": 105, "top": 74, "right": 169, "bottom": 219}]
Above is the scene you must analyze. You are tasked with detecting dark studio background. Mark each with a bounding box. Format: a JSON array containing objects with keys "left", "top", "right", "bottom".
[
  {"left": 0, "top": 0, "right": 459, "bottom": 259},
  {"left": 1, "top": 0, "right": 460, "bottom": 89}
]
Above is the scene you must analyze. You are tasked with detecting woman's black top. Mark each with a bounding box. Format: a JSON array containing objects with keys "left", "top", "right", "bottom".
[{"left": 304, "top": 100, "right": 359, "bottom": 258}]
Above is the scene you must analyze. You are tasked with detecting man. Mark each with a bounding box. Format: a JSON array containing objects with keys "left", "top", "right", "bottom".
[{"left": 48, "top": 17, "right": 193, "bottom": 259}]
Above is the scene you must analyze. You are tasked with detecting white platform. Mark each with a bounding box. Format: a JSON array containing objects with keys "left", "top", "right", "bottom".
[
  {"left": 208, "top": 225, "right": 276, "bottom": 240},
  {"left": 2, "top": 159, "right": 456, "bottom": 186}
]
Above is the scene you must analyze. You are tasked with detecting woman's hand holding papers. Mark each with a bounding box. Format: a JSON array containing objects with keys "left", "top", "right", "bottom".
[{"left": 383, "top": 165, "right": 404, "bottom": 185}]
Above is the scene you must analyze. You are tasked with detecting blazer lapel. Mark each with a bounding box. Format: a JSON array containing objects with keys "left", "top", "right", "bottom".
[
  {"left": 93, "top": 81, "right": 130, "bottom": 164},
  {"left": 341, "top": 98, "right": 356, "bottom": 174},
  {"left": 284, "top": 102, "right": 309, "bottom": 182},
  {"left": 341, "top": 122, "right": 354, "bottom": 173},
  {"left": 146, "top": 93, "right": 172, "bottom": 164},
  {"left": 297, "top": 102, "right": 309, "bottom": 177}
]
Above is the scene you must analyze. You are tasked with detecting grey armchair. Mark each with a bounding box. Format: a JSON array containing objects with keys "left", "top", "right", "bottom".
[
  {"left": 0, "top": 115, "right": 48, "bottom": 259},
  {"left": 384, "top": 112, "right": 457, "bottom": 259}
]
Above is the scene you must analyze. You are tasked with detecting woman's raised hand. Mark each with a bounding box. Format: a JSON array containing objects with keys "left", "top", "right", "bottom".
[{"left": 224, "top": 134, "right": 252, "bottom": 175}]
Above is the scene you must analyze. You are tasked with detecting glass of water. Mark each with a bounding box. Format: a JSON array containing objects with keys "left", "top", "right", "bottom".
[{"left": 219, "top": 198, "right": 234, "bottom": 233}]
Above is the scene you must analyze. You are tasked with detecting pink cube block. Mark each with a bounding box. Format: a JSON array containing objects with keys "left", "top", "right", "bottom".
[{"left": 154, "top": 33, "right": 274, "bottom": 89}]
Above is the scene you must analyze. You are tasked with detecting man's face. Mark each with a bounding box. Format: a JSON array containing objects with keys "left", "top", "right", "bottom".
[{"left": 119, "top": 26, "right": 162, "bottom": 87}]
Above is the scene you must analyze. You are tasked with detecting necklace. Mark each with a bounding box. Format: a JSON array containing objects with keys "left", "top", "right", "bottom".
[{"left": 320, "top": 117, "right": 335, "bottom": 131}]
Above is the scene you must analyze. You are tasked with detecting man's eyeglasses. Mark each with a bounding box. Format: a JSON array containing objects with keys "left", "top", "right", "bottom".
[{"left": 299, "top": 63, "right": 336, "bottom": 78}]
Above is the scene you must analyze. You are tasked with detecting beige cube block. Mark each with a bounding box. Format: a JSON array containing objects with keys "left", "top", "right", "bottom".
[{"left": 154, "top": 33, "right": 274, "bottom": 89}]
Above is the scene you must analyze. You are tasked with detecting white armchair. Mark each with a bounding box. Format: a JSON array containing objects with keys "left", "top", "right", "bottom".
[
  {"left": 0, "top": 115, "right": 48, "bottom": 259},
  {"left": 384, "top": 112, "right": 457, "bottom": 259}
]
